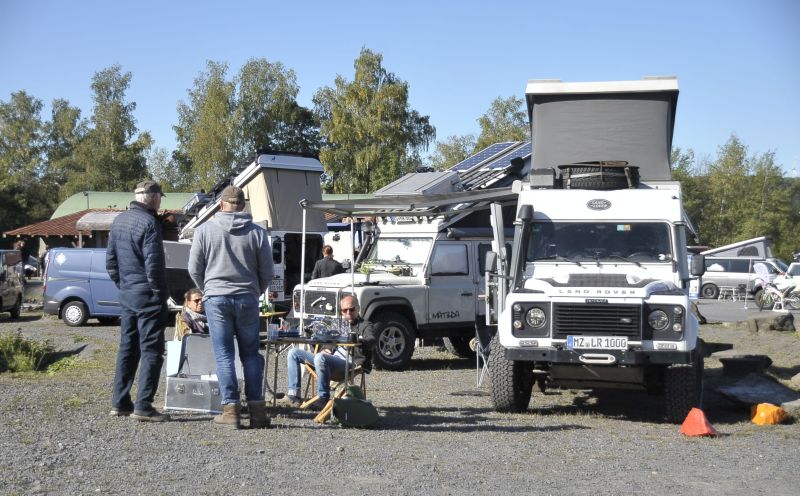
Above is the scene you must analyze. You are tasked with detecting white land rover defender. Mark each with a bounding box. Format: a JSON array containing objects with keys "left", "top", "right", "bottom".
[
  {"left": 293, "top": 187, "right": 517, "bottom": 371},
  {"left": 485, "top": 77, "right": 707, "bottom": 422}
]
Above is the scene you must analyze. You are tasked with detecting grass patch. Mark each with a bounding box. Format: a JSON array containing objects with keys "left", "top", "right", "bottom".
[
  {"left": 47, "top": 355, "right": 80, "bottom": 375},
  {"left": 0, "top": 331, "right": 54, "bottom": 373}
]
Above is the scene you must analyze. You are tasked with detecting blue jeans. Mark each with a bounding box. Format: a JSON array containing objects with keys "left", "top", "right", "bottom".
[
  {"left": 287, "top": 348, "right": 347, "bottom": 399},
  {"left": 204, "top": 294, "right": 264, "bottom": 404},
  {"left": 112, "top": 291, "right": 167, "bottom": 411}
]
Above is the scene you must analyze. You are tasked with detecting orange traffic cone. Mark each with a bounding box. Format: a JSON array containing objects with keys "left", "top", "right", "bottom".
[{"left": 680, "top": 407, "right": 718, "bottom": 437}]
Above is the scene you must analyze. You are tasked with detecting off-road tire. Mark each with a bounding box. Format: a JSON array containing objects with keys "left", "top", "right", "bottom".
[
  {"left": 372, "top": 312, "right": 415, "bottom": 371},
  {"left": 443, "top": 336, "right": 475, "bottom": 358},
  {"left": 701, "top": 283, "right": 719, "bottom": 299},
  {"left": 488, "top": 333, "right": 533, "bottom": 412},
  {"left": 664, "top": 348, "right": 703, "bottom": 423},
  {"left": 62, "top": 301, "right": 88, "bottom": 327},
  {"left": 9, "top": 295, "right": 22, "bottom": 319},
  {"left": 757, "top": 291, "right": 774, "bottom": 311}
]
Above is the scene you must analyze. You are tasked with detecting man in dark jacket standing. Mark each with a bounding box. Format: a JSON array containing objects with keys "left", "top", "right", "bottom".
[
  {"left": 188, "top": 185, "right": 274, "bottom": 429},
  {"left": 106, "top": 180, "right": 170, "bottom": 422},
  {"left": 311, "top": 245, "right": 344, "bottom": 280}
]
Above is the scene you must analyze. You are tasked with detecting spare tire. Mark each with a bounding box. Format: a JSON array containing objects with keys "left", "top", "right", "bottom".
[{"left": 558, "top": 161, "right": 639, "bottom": 190}]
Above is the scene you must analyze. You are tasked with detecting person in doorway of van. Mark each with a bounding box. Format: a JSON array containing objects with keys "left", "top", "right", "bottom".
[
  {"left": 175, "top": 288, "right": 208, "bottom": 341},
  {"left": 106, "top": 180, "right": 170, "bottom": 422},
  {"left": 311, "top": 245, "right": 345, "bottom": 280},
  {"left": 283, "top": 295, "right": 375, "bottom": 410},
  {"left": 188, "top": 185, "right": 274, "bottom": 429}
]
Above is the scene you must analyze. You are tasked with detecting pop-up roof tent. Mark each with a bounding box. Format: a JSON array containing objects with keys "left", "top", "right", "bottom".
[
  {"left": 526, "top": 77, "right": 679, "bottom": 181},
  {"left": 700, "top": 236, "right": 774, "bottom": 258},
  {"left": 180, "top": 152, "right": 328, "bottom": 237}
]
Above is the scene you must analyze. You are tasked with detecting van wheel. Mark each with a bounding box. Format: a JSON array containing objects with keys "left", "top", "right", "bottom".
[
  {"left": 10, "top": 295, "right": 22, "bottom": 319},
  {"left": 62, "top": 301, "right": 88, "bottom": 327},
  {"left": 443, "top": 336, "right": 475, "bottom": 358},
  {"left": 701, "top": 283, "right": 719, "bottom": 299},
  {"left": 372, "top": 312, "right": 415, "bottom": 371}
]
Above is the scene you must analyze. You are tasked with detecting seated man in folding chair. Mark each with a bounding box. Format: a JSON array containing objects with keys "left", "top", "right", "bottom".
[{"left": 284, "top": 295, "right": 375, "bottom": 410}]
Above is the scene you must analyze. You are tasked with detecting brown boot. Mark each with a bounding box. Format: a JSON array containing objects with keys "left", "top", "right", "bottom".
[
  {"left": 248, "top": 400, "right": 272, "bottom": 429},
  {"left": 214, "top": 403, "right": 241, "bottom": 429}
]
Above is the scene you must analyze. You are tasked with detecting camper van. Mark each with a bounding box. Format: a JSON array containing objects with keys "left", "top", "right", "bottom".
[
  {"left": 485, "top": 78, "right": 706, "bottom": 423},
  {"left": 42, "top": 248, "right": 121, "bottom": 326}
]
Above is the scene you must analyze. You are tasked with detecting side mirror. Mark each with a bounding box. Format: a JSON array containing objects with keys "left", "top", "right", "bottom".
[
  {"left": 485, "top": 251, "right": 498, "bottom": 273},
  {"left": 690, "top": 254, "right": 705, "bottom": 276}
]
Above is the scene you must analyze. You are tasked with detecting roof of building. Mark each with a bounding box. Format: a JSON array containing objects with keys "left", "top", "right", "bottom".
[
  {"left": 4, "top": 210, "right": 96, "bottom": 237},
  {"left": 52, "top": 192, "right": 196, "bottom": 219}
]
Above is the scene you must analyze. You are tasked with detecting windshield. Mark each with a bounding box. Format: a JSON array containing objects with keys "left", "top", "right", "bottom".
[
  {"left": 526, "top": 222, "right": 673, "bottom": 263},
  {"left": 365, "top": 237, "right": 432, "bottom": 265}
]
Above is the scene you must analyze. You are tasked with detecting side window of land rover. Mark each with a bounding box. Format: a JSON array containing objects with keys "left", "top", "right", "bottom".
[{"left": 431, "top": 244, "right": 468, "bottom": 275}]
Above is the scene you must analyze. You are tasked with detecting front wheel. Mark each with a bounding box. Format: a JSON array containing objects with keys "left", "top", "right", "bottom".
[
  {"left": 757, "top": 291, "right": 774, "bottom": 311},
  {"left": 372, "top": 312, "right": 415, "bottom": 371},
  {"left": 664, "top": 346, "right": 703, "bottom": 423},
  {"left": 62, "top": 301, "right": 88, "bottom": 327},
  {"left": 488, "top": 334, "right": 533, "bottom": 412},
  {"left": 701, "top": 283, "right": 719, "bottom": 299}
]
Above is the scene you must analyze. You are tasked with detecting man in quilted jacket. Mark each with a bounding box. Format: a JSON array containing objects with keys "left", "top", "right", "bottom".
[{"left": 106, "top": 180, "right": 170, "bottom": 422}]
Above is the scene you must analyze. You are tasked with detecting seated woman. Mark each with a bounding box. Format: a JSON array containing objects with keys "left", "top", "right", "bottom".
[{"left": 175, "top": 288, "right": 208, "bottom": 341}]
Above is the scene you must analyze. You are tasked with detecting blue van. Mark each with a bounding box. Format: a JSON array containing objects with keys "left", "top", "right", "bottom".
[{"left": 43, "top": 248, "right": 121, "bottom": 326}]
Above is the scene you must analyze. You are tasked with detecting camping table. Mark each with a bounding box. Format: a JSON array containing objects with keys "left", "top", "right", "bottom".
[{"left": 260, "top": 335, "right": 358, "bottom": 407}]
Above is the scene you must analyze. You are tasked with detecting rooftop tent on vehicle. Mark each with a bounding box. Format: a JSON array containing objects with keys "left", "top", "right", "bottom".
[{"left": 525, "top": 77, "right": 679, "bottom": 181}]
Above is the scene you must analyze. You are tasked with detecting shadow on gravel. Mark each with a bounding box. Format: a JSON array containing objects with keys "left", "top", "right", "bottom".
[
  {"left": 40, "top": 345, "right": 87, "bottom": 368},
  {"left": 377, "top": 405, "right": 590, "bottom": 433},
  {"left": 403, "top": 358, "right": 473, "bottom": 371},
  {"left": 0, "top": 315, "right": 43, "bottom": 323},
  {"left": 770, "top": 364, "right": 800, "bottom": 381}
]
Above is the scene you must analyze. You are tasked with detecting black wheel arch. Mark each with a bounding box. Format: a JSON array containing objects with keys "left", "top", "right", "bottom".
[{"left": 362, "top": 297, "right": 418, "bottom": 332}]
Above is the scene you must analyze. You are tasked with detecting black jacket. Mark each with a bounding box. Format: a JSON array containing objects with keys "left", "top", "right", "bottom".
[
  {"left": 106, "top": 201, "right": 168, "bottom": 302},
  {"left": 311, "top": 256, "right": 344, "bottom": 280}
]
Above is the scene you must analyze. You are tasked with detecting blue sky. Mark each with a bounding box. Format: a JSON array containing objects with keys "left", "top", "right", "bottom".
[{"left": 1, "top": 0, "right": 798, "bottom": 174}]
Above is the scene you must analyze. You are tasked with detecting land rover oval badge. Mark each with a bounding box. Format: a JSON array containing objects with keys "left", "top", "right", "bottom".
[{"left": 587, "top": 199, "right": 611, "bottom": 210}]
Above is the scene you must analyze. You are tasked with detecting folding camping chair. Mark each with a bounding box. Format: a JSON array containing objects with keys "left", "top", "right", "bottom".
[
  {"left": 475, "top": 324, "right": 496, "bottom": 387},
  {"left": 301, "top": 344, "right": 367, "bottom": 423}
]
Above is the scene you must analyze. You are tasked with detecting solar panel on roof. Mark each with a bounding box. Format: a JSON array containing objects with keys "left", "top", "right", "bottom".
[
  {"left": 449, "top": 142, "right": 518, "bottom": 172},
  {"left": 484, "top": 141, "right": 532, "bottom": 170}
]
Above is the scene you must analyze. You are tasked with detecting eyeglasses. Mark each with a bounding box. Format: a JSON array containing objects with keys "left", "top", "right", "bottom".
[{"left": 341, "top": 307, "right": 356, "bottom": 313}]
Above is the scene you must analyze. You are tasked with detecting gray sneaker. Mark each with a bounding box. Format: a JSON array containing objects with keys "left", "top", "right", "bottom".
[{"left": 131, "top": 409, "right": 170, "bottom": 422}]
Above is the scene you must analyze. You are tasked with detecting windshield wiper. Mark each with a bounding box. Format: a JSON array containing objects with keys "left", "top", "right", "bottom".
[
  {"left": 533, "top": 255, "right": 582, "bottom": 266},
  {"left": 603, "top": 254, "right": 642, "bottom": 267}
]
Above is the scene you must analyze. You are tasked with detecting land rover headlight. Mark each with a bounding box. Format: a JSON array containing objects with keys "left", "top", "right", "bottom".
[
  {"left": 648, "top": 309, "right": 670, "bottom": 330},
  {"left": 525, "top": 307, "right": 546, "bottom": 328}
]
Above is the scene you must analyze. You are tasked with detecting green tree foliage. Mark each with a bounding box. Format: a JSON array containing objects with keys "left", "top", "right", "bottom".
[
  {"left": 62, "top": 65, "right": 151, "bottom": 198},
  {"left": 146, "top": 146, "right": 190, "bottom": 192},
  {"left": 174, "top": 59, "right": 319, "bottom": 192},
  {"left": 427, "top": 134, "right": 476, "bottom": 171},
  {"left": 174, "top": 61, "right": 237, "bottom": 192},
  {"left": 0, "top": 91, "right": 46, "bottom": 229},
  {"left": 313, "top": 48, "right": 435, "bottom": 193},
  {"left": 473, "top": 96, "right": 528, "bottom": 151},
  {"left": 44, "top": 99, "right": 87, "bottom": 191}
]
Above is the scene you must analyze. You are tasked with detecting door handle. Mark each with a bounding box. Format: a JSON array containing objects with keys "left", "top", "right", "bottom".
[{"left": 460, "top": 292, "right": 473, "bottom": 297}]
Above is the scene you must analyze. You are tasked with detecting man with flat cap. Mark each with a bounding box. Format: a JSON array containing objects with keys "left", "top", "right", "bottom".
[
  {"left": 189, "top": 185, "right": 274, "bottom": 429},
  {"left": 107, "top": 180, "right": 170, "bottom": 421}
]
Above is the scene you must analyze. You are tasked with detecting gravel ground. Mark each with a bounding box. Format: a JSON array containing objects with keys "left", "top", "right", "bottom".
[{"left": 1, "top": 308, "right": 799, "bottom": 496}]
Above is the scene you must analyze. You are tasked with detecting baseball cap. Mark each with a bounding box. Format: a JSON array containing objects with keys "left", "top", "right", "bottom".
[
  {"left": 220, "top": 185, "right": 245, "bottom": 205},
  {"left": 134, "top": 180, "right": 165, "bottom": 196}
]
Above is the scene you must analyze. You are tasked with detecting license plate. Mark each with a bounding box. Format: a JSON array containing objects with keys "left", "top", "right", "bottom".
[
  {"left": 567, "top": 335, "right": 628, "bottom": 350},
  {"left": 269, "top": 279, "right": 284, "bottom": 292}
]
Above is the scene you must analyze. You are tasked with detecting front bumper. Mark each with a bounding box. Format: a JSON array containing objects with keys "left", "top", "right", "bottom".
[{"left": 505, "top": 347, "right": 694, "bottom": 365}]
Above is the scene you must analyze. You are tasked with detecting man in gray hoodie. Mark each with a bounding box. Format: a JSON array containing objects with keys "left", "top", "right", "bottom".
[{"left": 188, "top": 185, "right": 274, "bottom": 429}]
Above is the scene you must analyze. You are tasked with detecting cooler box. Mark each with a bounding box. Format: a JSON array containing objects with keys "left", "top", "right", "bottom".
[{"left": 164, "top": 334, "right": 246, "bottom": 414}]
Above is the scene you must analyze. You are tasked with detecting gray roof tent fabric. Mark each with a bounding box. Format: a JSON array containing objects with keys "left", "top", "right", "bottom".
[
  {"left": 526, "top": 78, "right": 679, "bottom": 181},
  {"left": 700, "top": 236, "right": 773, "bottom": 258}
]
